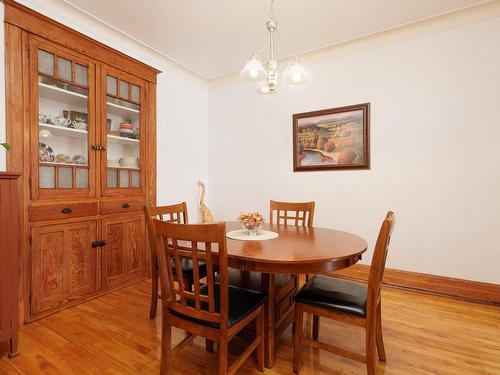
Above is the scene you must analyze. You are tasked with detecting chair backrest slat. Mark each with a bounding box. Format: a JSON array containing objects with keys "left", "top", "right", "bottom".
[
  {"left": 144, "top": 203, "right": 189, "bottom": 271},
  {"left": 154, "top": 221, "right": 229, "bottom": 328},
  {"left": 368, "top": 211, "right": 396, "bottom": 306},
  {"left": 270, "top": 200, "right": 315, "bottom": 227}
]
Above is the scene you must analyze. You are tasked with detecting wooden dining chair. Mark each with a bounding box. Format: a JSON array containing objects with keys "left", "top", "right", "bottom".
[
  {"left": 153, "top": 221, "right": 266, "bottom": 375},
  {"left": 293, "top": 211, "right": 396, "bottom": 375},
  {"left": 270, "top": 200, "right": 315, "bottom": 281},
  {"left": 269, "top": 200, "right": 315, "bottom": 227},
  {"left": 144, "top": 203, "right": 207, "bottom": 319},
  {"left": 219, "top": 200, "right": 316, "bottom": 365}
]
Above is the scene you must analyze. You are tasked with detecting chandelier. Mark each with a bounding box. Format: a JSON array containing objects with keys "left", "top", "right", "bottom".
[{"left": 239, "top": 0, "right": 308, "bottom": 94}]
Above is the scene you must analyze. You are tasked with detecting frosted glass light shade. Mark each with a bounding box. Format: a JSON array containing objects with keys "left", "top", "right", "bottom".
[
  {"left": 283, "top": 60, "right": 308, "bottom": 86},
  {"left": 240, "top": 56, "right": 266, "bottom": 81}
]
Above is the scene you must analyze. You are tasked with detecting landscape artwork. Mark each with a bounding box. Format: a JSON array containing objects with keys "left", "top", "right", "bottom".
[{"left": 293, "top": 103, "right": 370, "bottom": 171}]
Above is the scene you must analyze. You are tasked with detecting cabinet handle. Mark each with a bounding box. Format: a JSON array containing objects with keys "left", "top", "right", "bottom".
[
  {"left": 101, "top": 144, "right": 107, "bottom": 151},
  {"left": 61, "top": 207, "right": 72, "bottom": 214},
  {"left": 98, "top": 240, "right": 106, "bottom": 247},
  {"left": 91, "top": 144, "right": 98, "bottom": 150},
  {"left": 91, "top": 241, "right": 100, "bottom": 248},
  {"left": 122, "top": 203, "right": 130, "bottom": 208}
]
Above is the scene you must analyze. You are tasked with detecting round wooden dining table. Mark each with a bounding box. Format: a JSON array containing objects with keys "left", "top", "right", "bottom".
[
  {"left": 223, "top": 221, "right": 367, "bottom": 368},
  {"left": 224, "top": 221, "right": 367, "bottom": 273}
]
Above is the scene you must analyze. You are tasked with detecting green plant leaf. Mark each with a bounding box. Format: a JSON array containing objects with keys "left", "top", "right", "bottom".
[{"left": 1, "top": 143, "right": 10, "bottom": 151}]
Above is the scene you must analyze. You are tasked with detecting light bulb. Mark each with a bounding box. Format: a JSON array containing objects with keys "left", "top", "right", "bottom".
[
  {"left": 292, "top": 72, "right": 302, "bottom": 83},
  {"left": 260, "top": 85, "right": 270, "bottom": 94},
  {"left": 283, "top": 59, "right": 308, "bottom": 86},
  {"left": 240, "top": 55, "right": 266, "bottom": 81}
]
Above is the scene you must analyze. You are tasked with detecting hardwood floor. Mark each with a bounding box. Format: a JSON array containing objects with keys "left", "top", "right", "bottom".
[{"left": 0, "top": 279, "right": 499, "bottom": 374}]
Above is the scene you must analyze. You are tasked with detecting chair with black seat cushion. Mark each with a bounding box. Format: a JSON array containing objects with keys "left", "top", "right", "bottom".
[
  {"left": 293, "top": 211, "right": 396, "bottom": 375},
  {"left": 220, "top": 200, "right": 314, "bottom": 363},
  {"left": 153, "top": 220, "right": 265, "bottom": 375},
  {"left": 144, "top": 203, "right": 207, "bottom": 319}
]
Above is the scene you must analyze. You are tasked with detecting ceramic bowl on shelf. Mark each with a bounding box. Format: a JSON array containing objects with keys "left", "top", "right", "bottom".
[
  {"left": 133, "top": 128, "right": 140, "bottom": 139},
  {"left": 72, "top": 155, "right": 87, "bottom": 165}
]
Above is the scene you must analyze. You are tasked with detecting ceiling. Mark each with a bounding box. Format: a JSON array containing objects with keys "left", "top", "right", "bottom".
[{"left": 64, "top": 0, "right": 485, "bottom": 79}]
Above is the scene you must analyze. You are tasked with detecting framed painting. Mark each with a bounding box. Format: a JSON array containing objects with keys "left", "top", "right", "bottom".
[{"left": 293, "top": 103, "right": 370, "bottom": 171}]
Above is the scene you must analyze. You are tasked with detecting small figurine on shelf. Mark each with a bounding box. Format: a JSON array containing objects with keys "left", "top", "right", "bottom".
[{"left": 119, "top": 119, "right": 134, "bottom": 138}]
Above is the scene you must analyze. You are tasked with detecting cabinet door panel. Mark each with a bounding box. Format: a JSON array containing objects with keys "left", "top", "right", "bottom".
[
  {"left": 101, "top": 214, "right": 146, "bottom": 290},
  {"left": 31, "top": 221, "right": 97, "bottom": 315},
  {"left": 100, "top": 65, "right": 146, "bottom": 197},
  {"left": 30, "top": 37, "right": 97, "bottom": 200}
]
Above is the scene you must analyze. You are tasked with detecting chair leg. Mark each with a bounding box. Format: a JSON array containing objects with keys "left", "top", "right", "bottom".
[
  {"left": 376, "top": 302, "right": 386, "bottom": 361},
  {"left": 293, "top": 303, "right": 304, "bottom": 374},
  {"left": 256, "top": 308, "right": 265, "bottom": 372},
  {"left": 149, "top": 263, "right": 159, "bottom": 319},
  {"left": 218, "top": 338, "right": 228, "bottom": 375},
  {"left": 366, "top": 319, "right": 377, "bottom": 375},
  {"left": 312, "top": 315, "right": 320, "bottom": 340},
  {"left": 206, "top": 339, "right": 215, "bottom": 353},
  {"left": 160, "top": 314, "right": 171, "bottom": 375}
]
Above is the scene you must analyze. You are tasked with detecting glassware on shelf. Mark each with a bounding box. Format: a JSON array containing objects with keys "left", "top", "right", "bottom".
[
  {"left": 105, "top": 74, "right": 141, "bottom": 190},
  {"left": 37, "top": 47, "right": 90, "bottom": 191}
]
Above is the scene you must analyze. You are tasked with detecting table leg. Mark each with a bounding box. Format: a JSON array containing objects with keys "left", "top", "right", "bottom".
[{"left": 261, "top": 273, "right": 276, "bottom": 368}]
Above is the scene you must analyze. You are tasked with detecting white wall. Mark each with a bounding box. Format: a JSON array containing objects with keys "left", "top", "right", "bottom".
[
  {"left": 3, "top": 2, "right": 499, "bottom": 283},
  {"left": 208, "top": 17, "right": 500, "bottom": 284},
  {"left": 1, "top": 0, "right": 210, "bottom": 221},
  {"left": 156, "top": 72, "right": 208, "bottom": 218}
]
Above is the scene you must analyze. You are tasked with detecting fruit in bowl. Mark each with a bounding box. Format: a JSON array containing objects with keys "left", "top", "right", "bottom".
[{"left": 239, "top": 212, "right": 264, "bottom": 235}]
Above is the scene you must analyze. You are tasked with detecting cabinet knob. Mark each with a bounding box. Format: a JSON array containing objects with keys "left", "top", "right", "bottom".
[
  {"left": 61, "top": 207, "right": 72, "bottom": 214},
  {"left": 122, "top": 203, "right": 130, "bottom": 208},
  {"left": 98, "top": 240, "right": 106, "bottom": 247},
  {"left": 91, "top": 241, "right": 100, "bottom": 248}
]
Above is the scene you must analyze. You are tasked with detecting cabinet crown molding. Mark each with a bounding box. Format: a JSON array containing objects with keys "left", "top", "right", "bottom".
[{"left": 3, "top": 0, "right": 160, "bottom": 83}]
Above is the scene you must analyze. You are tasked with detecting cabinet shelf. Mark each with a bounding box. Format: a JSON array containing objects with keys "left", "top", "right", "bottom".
[
  {"left": 39, "top": 123, "right": 88, "bottom": 140},
  {"left": 107, "top": 166, "right": 140, "bottom": 171},
  {"left": 39, "top": 82, "right": 88, "bottom": 107},
  {"left": 107, "top": 134, "right": 139, "bottom": 145},
  {"left": 40, "top": 161, "right": 88, "bottom": 167},
  {"left": 107, "top": 101, "right": 140, "bottom": 118}
]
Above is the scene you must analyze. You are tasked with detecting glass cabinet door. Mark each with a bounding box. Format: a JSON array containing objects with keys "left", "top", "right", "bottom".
[
  {"left": 101, "top": 68, "right": 145, "bottom": 195},
  {"left": 31, "top": 39, "right": 95, "bottom": 199}
]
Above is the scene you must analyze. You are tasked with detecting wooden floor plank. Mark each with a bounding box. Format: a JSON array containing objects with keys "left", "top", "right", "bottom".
[{"left": 1, "top": 279, "right": 499, "bottom": 374}]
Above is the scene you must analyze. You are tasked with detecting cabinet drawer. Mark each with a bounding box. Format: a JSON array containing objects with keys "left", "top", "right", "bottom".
[
  {"left": 100, "top": 199, "right": 145, "bottom": 215},
  {"left": 30, "top": 201, "right": 98, "bottom": 222}
]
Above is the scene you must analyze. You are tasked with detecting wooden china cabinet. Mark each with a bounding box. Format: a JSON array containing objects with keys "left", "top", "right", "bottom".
[{"left": 4, "top": 1, "right": 159, "bottom": 321}]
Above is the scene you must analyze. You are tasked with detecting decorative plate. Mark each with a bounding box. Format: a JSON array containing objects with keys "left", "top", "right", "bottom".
[
  {"left": 226, "top": 229, "right": 279, "bottom": 241},
  {"left": 39, "top": 143, "right": 54, "bottom": 162},
  {"left": 72, "top": 155, "right": 87, "bottom": 165}
]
